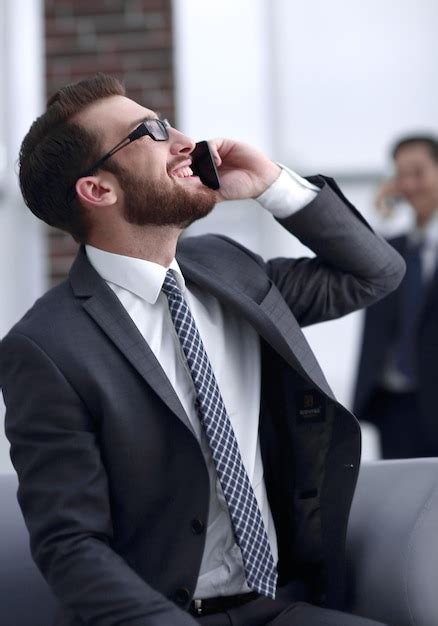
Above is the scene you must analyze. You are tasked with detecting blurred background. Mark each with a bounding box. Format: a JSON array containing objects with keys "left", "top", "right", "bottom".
[{"left": 1, "top": 0, "right": 437, "bottom": 471}]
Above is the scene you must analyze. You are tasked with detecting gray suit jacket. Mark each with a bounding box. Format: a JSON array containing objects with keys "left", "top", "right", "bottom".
[{"left": 0, "top": 177, "right": 405, "bottom": 626}]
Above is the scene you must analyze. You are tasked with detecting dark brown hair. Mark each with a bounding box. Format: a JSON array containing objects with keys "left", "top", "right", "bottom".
[
  {"left": 19, "top": 74, "right": 125, "bottom": 242},
  {"left": 392, "top": 134, "right": 438, "bottom": 162}
]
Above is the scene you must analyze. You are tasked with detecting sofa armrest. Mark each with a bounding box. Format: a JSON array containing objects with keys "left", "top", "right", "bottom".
[{"left": 346, "top": 459, "right": 438, "bottom": 626}]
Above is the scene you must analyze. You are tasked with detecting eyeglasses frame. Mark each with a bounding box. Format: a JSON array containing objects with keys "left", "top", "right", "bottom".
[{"left": 74, "top": 117, "right": 171, "bottom": 184}]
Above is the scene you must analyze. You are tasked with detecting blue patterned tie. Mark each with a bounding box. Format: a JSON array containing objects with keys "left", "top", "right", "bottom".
[{"left": 162, "top": 270, "right": 277, "bottom": 598}]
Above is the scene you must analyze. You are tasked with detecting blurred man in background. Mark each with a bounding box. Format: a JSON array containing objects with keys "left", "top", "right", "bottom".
[{"left": 354, "top": 135, "right": 438, "bottom": 458}]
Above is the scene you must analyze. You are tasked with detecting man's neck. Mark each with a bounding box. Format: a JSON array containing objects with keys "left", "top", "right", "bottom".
[
  {"left": 87, "top": 224, "right": 182, "bottom": 267},
  {"left": 415, "top": 208, "right": 438, "bottom": 230}
]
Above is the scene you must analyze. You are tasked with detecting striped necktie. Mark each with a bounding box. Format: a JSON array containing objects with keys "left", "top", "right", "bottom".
[{"left": 162, "top": 269, "right": 277, "bottom": 598}]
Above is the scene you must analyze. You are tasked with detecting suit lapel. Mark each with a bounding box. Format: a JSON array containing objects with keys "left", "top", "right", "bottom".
[
  {"left": 396, "top": 235, "right": 437, "bottom": 322},
  {"left": 178, "top": 255, "right": 335, "bottom": 399},
  {"left": 69, "top": 248, "right": 195, "bottom": 434},
  {"left": 421, "top": 261, "right": 438, "bottom": 320},
  {"left": 70, "top": 243, "right": 335, "bottom": 430}
]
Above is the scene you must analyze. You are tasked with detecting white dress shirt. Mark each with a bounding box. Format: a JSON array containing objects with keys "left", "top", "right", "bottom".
[
  {"left": 382, "top": 209, "right": 438, "bottom": 391},
  {"left": 86, "top": 167, "right": 318, "bottom": 598}
]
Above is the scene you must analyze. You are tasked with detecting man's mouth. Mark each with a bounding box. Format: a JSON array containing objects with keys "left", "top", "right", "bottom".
[
  {"left": 169, "top": 161, "right": 196, "bottom": 179},
  {"left": 171, "top": 166, "right": 194, "bottom": 178}
]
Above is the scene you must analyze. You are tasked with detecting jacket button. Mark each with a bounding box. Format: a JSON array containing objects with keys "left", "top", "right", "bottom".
[
  {"left": 174, "top": 587, "right": 190, "bottom": 605},
  {"left": 191, "top": 518, "right": 205, "bottom": 534}
]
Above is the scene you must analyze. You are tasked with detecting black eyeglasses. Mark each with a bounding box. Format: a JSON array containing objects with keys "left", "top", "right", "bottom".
[{"left": 76, "top": 117, "right": 171, "bottom": 180}]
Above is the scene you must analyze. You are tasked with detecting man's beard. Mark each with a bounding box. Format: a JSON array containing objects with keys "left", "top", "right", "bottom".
[{"left": 109, "top": 163, "right": 217, "bottom": 227}]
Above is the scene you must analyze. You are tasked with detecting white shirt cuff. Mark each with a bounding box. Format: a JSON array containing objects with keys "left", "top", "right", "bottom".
[{"left": 256, "top": 164, "right": 319, "bottom": 219}]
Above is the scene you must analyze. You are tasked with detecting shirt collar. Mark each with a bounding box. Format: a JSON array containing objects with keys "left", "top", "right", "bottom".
[
  {"left": 409, "top": 210, "right": 438, "bottom": 247},
  {"left": 85, "top": 245, "right": 186, "bottom": 304}
]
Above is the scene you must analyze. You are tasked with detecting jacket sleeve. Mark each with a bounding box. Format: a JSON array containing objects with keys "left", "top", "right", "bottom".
[
  {"left": 265, "top": 175, "right": 406, "bottom": 327},
  {"left": 1, "top": 332, "right": 198, "bottom": 626}
]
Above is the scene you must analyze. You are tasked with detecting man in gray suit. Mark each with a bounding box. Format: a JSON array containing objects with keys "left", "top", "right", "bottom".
[{"left": 0, "top": 75, "right": 404, "bottom": 625}]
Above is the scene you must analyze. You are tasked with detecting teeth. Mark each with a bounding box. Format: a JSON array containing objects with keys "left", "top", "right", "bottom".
[{"left": 171, "top": 166, "right": 193, "bottom": 178}]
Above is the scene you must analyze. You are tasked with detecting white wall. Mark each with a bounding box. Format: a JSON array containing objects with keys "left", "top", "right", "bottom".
[
  {"left": 272, "top": 0, "right": 438, "bottom": 175},
  {"left": 172, "top": 0, "right": 438, "bottom": 412},
  {"left": 0, "top": 0, "right": 46, "bottom": 473}
]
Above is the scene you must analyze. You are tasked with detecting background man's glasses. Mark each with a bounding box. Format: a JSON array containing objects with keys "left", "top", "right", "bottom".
[{"left": 76, "top": 118, "right": 170, "bottom": 181}]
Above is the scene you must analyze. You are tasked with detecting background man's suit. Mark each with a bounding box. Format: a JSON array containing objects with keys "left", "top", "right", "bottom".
[
  {"left": 353, "top": 234, "right": 438, "bottom": 457},
  {"left": 0, "top": 178, "right": 404, "bottom": 625}
]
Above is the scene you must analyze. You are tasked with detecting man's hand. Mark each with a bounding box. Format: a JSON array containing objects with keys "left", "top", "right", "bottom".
[{"left": 207, "top": 138, "right": 281, "bottom": 201}]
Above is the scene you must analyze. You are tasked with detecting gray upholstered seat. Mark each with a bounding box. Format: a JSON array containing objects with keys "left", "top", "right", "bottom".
[
  {"left": 2, "top": 460, "right": 438, "bottom": 625},
  {"left": 346, "top": 458, "right": 438, "bottom": 626}
]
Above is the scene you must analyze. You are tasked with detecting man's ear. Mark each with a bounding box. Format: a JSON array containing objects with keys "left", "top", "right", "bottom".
[{"left": 75, "top": 175, "right": 118, "bottom": 208}]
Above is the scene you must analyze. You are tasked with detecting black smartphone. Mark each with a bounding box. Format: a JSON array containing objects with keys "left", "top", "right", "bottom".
[{"left": 191, "top": 141, "right": 220, "bottom": 190}]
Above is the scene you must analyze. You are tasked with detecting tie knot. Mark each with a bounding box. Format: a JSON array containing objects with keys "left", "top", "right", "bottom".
[{"left": 162, "top": 269, "right": 180, "bottom": 298}]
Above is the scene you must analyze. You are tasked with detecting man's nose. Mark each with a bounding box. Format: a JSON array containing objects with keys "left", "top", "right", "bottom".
[{"left": 168, "top": 127, "right": 195, "bottom": 155}]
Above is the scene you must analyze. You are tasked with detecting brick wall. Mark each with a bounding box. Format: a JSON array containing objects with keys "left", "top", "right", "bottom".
[{"left": 45, "top": 0, "right": 175, "bottom": 285}]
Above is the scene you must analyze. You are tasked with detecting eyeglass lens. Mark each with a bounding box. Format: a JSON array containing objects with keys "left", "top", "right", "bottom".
[{"left": 142, "top": 119, "right": 169, "bottom": 141}]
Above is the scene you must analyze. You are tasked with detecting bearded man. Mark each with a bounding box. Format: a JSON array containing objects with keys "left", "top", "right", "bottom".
[{"left": 0, "top": 74, "right": 404, "bottom": 626}]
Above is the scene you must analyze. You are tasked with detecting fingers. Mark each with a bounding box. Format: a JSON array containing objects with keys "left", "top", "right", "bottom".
[
  {"left": 374, "top": 179, "right": 400, "bottom": 215},
  {"left": 207, "top": 138, "right": 230, "bottom": 167}
]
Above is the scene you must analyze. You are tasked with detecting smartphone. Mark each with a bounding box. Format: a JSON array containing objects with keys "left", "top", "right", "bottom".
[{"left": 191, "top": 141, "right": 220, "bottom": 190}]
